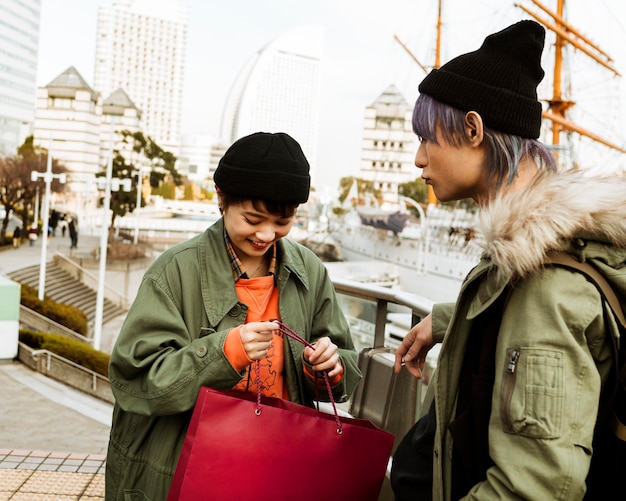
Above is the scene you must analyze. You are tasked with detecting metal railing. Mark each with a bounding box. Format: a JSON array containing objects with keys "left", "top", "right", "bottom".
[
  {"left": 54, "top": 251, "right": 129, "bottom": 309},
  {"left": 19, "top": 343, "right": 113, "bottom": 404},
  {"left": 330, "top": 278, "right": 436, "bottom": 501},
  {"left": 332, "top": 276, "right": 434, "bottom": 349}
]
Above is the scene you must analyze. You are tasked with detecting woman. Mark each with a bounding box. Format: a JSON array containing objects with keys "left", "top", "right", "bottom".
[
  {"left": 392, "top": 20, "right": 626, "bottom": 499},
  {"left": 105, "top": 132, "right": 362, "bottom": 500}
]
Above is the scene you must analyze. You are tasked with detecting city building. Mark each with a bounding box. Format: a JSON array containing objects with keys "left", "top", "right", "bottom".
[
  {"left": 99, "top": 87, "right": 142, "bottom": 169},
  {"left": 33, "top": 66, "right": 101, "bottom": 194},
  {"left": 0, "top": 0, "right": 41, "bottom": 156},
  {"left": 177, "top": 133, "right": 214, "bottom": 185},
  {"left": 94, "top": 0, "right": 188, "bottom": 155},
  {"left": 33, "top": 67, "right": 144, "bottom": 213},
  {"left": 220, "top": 24, "right": 324, "bottom": 181},
  {"left": 358, "top": 85, "right": 418, "bottom": 204}
]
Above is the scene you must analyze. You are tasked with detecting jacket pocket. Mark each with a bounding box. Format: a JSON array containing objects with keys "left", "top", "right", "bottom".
[
  {"left": 124, "top": 490, "right": 153, "bottom": 501},
  {"left": 500, "top": 347, "right": 564, "bottom": 438}
]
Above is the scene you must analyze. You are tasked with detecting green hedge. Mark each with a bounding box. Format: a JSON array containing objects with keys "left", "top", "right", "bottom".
[
  {"left": 19, "top": 329, "right": 110, "bottom": 378},
  {"left": 20, "top": 283, "right": 89, "bottom": 335}
]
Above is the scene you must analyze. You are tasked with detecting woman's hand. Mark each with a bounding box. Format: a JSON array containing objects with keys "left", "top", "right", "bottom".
[
  {"left": 304, "top": 337, "right": 342, "bottom": 377},
  {"left": 394, "top": 313, "right": 435, "bottom": 379},
  {"left": 239, "top": 321, "right": 277, "bottom": 360}
]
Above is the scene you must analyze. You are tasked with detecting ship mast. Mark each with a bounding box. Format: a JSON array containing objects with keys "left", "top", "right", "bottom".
[
  {"left": 394, "top": 0, "right": 442, "bottom": 206},
  {"left": 397, "top": 0, "right": 625, "bottom": 195},
  {"left": 517, "top": 0, "right": 626, "bottom": 158}
]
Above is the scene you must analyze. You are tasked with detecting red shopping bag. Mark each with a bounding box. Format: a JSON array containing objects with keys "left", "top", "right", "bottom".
[{"left": 168, "top": 321, "right": 395, "bottom": 501}]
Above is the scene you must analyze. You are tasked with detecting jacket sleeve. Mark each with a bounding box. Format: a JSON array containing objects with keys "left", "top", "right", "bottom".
[
  {"left": 462, "top": 267, "right": 611, "bottom": 500},
  {"left": 431, "top": 302, "right": 455, "bottom": 343},
  {"left": 108, "top": 267, "right": 244, "bottom": 417}
]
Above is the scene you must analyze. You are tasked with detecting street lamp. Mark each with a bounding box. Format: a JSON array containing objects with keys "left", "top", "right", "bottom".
[
  {"left": 93, "top": 111, "right": 131, "bottom": 350},
  {"left": 131, "top": 162, "right": 148, "bottom": 245},
  {"left": 31, "top": 141, "right": 66, "bottom": 301}
]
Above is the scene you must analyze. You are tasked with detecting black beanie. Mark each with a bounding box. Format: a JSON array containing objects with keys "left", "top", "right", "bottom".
[
  {"left": 214, "top": 132, "right": 311, "bottom": 204},
  {"left": 418, "top": 20, "right": 545, "bottom": 138}
]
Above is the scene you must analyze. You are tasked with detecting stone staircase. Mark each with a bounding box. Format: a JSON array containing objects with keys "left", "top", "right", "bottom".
[{"left": 8, "top": 263, "right": 124, "bottom": 330}]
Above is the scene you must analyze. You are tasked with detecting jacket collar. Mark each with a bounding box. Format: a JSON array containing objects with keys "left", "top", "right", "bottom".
[
  {"left": 198, "top": 219, "right": 310, "bottom": 326},
  {"left": 478, "top": 168, "right": 626, "bottom": 280}
]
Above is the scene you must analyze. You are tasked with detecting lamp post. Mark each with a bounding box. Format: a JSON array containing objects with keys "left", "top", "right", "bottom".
[
  {"left": 31, "top": 142, "right": 66, "bottom": 301},
  {"left": 93, "top": 117, "right": 116, "bottom": 351},
  {"left": 131, "top": 162, "right": 147, "bottom": 245},
  {"left": 93, "top": 111, "right": 130, "bottom": 350}
]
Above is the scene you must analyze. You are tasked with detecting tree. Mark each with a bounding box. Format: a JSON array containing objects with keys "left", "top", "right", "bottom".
[
  {"left": 122, "top": 130, "right": 182, "bottom": 189},
  {"left": 398, "top": 178, "right": 429, "bottom": 206},
  {"left": 337, "top": 177, "right": 381, "bottom": 206},
  {"left": 95, "top": 130, "right": 182, "bottom": 229},
  {"left": 0, "top": 136, "right": 67, "bottom": 243}
]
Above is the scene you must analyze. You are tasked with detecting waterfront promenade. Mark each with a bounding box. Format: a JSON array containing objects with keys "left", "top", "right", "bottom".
[{"left": 1, "top": 232, "right": 116, "bottom": 499}]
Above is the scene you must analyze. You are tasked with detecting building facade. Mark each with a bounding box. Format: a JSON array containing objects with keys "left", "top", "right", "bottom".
[
  {"left": 220, "top": 24, "right": 324, "bottom": 178},
  {"left": 33, "top": 67, "right": 143, "bottom": 213},
  {"left": 94, "top": 0, "right": 188, "bottom": 155},
  {"left": 358, "top": 85, "right": 418, "bottom": 205},
  {"left": 33, "top": 67, "right": 102, "bottom": 192},
  {"left": 0, "top": 0, "right": 40, "bottom": 156}
]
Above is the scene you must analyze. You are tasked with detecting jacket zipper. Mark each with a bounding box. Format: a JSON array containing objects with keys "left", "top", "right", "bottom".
[{"left": 501, "top": 348, "right": 520, "bottom": 432}]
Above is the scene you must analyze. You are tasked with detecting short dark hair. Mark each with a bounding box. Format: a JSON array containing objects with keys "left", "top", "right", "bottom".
[{"left": 217, "top": 190, "right": 298, "bottom": 218}]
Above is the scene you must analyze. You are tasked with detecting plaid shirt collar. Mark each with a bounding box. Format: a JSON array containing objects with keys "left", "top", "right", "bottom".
[{"left": 224, "top": 230, "right": 276, "bottom": 281}]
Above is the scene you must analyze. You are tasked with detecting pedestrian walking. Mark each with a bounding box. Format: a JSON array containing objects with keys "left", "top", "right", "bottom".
[
  {"left": 12, "top": 226, "right": 21, "bottom": 248},
  {"left": 28, "top": 224, "right": 37, "bottom": 247},
  {"left": 68, "top": 218, "right": 78, "bottom": 248}
]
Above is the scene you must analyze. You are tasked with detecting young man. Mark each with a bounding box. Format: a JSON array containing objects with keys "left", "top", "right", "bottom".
[{"left": 392, "top": 20, "right": 626, "bottom": 499}]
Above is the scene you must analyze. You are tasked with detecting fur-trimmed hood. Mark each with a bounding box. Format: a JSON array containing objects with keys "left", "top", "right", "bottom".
[{"left": 478, "top": 168, "right": 626, "bottom": 279}]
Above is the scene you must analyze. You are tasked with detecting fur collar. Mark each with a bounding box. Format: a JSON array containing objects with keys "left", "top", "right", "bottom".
[{"left": 478, "top": 169, "right": 626, "bottom": 278}]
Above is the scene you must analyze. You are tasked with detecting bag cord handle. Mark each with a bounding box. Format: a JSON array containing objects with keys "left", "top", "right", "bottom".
[{"left": 251, "top": 320, "right": 343, "bottom": 434}]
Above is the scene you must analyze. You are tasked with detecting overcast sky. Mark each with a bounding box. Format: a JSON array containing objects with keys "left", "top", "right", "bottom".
[{"left": 37, "top": 0, "right": 626, "bottom": 190}]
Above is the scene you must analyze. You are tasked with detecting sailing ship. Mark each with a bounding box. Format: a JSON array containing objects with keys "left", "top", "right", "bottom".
[{"left": 323, "top": 0, "right": 625, "bottom": 302}]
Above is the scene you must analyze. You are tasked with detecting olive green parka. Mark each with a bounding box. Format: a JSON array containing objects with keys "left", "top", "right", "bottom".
[
  {"left": 105, "top": 219, "right": 361, "bottom": 501},
  {"left": 428, "top": 169, "right": 626, "bottom": 500}
]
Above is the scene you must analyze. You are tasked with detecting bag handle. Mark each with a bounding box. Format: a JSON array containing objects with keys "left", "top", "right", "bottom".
[{"left": 251, "top": 320, "right": 343, "bottom": 434}]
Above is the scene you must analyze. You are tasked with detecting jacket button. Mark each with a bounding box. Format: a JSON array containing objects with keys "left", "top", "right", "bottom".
[
  {"left": 229, "top": 304, "right": 242, "bottom": 316},
  {"left": 196, "top": 345, "right": 207, "bottom": 357}
]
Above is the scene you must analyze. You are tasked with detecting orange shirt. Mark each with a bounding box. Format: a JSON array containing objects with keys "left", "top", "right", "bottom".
[{"left": 224, "top": 275, "right": 289, "bottom": 399}]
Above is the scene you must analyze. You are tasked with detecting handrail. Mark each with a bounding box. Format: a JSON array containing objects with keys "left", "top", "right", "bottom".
[
  {"left": 27, "top": 346, "right": 112, "bottom": 403},
  {"left": 54, "top": 251, "right": 129, "bottom": 307},
  {"left": 331, "top": 277, "right": 434, "bottom": 348}
]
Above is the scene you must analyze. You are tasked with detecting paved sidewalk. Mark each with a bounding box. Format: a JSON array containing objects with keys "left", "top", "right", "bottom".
[
  {"left": 0, "top": 361, "right": 112, "bottom": 500},
  {"left": 1, "top": 233, "right": 114, "bottom": 499},
  {"left": 0, "top": 231, "right": 100, "bottom": 276}
]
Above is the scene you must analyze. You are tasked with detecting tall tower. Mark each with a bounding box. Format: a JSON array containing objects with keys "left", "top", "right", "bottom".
[
  {"left": 93, "top": 0, "right": 188, "bottom": 154},
  {"left": 359, "top": 85, "right": 418, "bottom": 205},
  {"left": 220, "top": 25, "right": 324, "bottom": 180},
  {"left": 0, "top": 0, "right": 40, "bottom": 155}
]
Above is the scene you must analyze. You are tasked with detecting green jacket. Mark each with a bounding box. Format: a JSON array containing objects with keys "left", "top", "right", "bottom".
[
  {"left": 105, "top": 219, "right": 361, "bottom": 501},
  {"left": 428, "top": 170, "right": 626, "bottom": 500}
]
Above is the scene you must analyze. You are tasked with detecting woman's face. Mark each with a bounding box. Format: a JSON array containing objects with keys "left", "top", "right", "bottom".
[
  {"left": 222, "top": 200, "right": 295, "bottom": 260},
  {"left": 414, "top": 128, "right": 489, "bottom": 204}
]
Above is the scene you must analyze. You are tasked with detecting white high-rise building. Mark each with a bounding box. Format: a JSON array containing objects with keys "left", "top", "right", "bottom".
[
  {"left": 94, "top": 0, "right": 188, "bottom": 154},
  {"left": 359, "top": 85, "right": 418, "bottom": 204},
  {"left": 0, "top": 0, "right": 40, "bottom": 155},
  {"left": 220, "top": 25, "right": 324, "bottom": 181}
]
